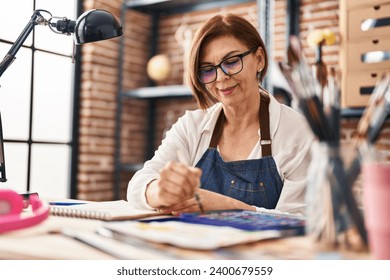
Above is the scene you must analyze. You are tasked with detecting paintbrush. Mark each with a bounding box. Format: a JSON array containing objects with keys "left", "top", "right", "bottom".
[
  {"left": 287, "top": 36, "right": 336, "bottom": 142},
  {"left": 355, "top": 73, "right": 390, "bottom": 145},
  {"left": 346, "top": 72, "right": 390, "bottom": 186}
]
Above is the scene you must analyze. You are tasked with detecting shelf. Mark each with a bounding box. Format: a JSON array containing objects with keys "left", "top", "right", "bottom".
[
  {"left": 126, "top": 0, "right": 255, "bottom": 14},
  {"left": 123, "top": 85, "right": 193, "bottom": 99}
]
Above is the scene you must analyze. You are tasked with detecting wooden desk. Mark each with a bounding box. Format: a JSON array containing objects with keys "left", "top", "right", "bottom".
[{"left": 0, "top": 214, "right": 371, "bottom": 260}]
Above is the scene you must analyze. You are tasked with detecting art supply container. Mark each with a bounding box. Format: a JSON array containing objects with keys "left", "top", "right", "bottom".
[{"left": 362, "top": 163, "right": 390, "bottom": 259}]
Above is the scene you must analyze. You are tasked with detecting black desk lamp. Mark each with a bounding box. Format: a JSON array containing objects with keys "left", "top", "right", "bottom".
[{"left": 0, "top": 9, "right": 123, "bottom": 182}]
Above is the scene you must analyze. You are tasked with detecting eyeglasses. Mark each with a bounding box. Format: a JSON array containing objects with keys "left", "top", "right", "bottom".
[{"left": 198, "top": 47, "right": 256, "bottom": 84}]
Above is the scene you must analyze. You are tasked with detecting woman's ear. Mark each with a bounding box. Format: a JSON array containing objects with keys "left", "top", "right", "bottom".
[{"left": 256, "top": 47, "right": 265, "bottom": 71}]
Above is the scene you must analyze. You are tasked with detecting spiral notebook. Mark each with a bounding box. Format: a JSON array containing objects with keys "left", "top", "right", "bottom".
[{"left": 49, "top": 200, "right": 161, "bottom": 221}]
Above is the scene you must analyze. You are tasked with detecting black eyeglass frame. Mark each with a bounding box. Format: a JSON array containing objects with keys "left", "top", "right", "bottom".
[{"left": 198, "top": 47, "right": 257, "bottom": 84}]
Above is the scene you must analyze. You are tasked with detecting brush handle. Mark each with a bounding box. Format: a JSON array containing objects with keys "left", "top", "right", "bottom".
[{"left": 331, "top": 155, "right": 368, "bottom": 246}]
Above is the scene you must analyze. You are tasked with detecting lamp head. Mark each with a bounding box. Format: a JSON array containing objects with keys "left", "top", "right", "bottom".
[
  {"left": 73, "top": 9, "right": 122, "bottom": 45},
  {"left": 52, "top": 9, "right": 123, "bottom": 45}
]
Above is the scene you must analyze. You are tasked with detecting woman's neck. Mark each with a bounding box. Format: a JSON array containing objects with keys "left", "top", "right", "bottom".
[{"left": 222, "top": 93, "right": 260, "bottom": 131}]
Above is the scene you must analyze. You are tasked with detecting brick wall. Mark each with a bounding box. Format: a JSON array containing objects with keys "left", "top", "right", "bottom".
[
  {"left": 78, "top": 0, "right": 390, "bottom": 203},
  {"left": 77, "top": 0, "right": 123, "bottom": 200}
]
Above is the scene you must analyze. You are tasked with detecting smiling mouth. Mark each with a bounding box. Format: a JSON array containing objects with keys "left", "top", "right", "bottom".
[{"left": 219, "top": 85, "right": 237, "bottom": 94}]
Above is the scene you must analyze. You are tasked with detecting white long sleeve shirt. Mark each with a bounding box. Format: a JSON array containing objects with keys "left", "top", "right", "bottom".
[{"left": 127, "top": 94, "right": 314, "bottom": 216}]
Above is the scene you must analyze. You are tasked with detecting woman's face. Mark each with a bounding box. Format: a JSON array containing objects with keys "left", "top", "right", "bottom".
[{"left": 199, "top": 35, "right": 264, "bottom": 107}]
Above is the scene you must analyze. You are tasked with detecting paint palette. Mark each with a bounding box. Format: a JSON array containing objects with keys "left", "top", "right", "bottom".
[{"left": 180, "top": 210, "right": 305, "bottom": 235}]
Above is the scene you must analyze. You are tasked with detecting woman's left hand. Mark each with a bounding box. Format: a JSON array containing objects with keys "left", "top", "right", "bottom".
[{"left": 158, "top": 189, "right": 256, "bottom": 215}]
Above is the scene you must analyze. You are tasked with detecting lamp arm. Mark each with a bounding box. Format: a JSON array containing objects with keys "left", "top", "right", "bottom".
[
  {"left": 0, "top": 10, "right": 48, "bottom": 78},
  {"left": 0, "top": 9, "right": 122, "bottom": 184},
  {"left": 0, "top": 9, "right": 49, "bottom": 182},
  {"left": 0, "top": 112, "right": 6, "bottom": 182}
]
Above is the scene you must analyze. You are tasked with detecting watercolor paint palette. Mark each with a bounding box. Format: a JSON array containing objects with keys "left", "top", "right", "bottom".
[{"left": 180, "top": 210, "right": 305, "bottom": 235}]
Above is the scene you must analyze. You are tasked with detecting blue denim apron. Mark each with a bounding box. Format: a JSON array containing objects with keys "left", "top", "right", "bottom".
[{"left": 195, "top": 93, "right": 283, "bottom": 209}]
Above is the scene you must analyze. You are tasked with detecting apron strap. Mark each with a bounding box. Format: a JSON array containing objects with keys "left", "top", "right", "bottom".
[
  {"left": 259, "top": 91, "right": 272, "bottom": 157},
  {"left": 209, "top": 91, "right": 272, "bottom": 157},
  {"left": 210, "top": 112, "right": 225, "bottom": 148}
]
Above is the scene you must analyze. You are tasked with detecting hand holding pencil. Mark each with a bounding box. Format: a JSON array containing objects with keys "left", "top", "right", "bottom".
[
  {"left": 144, "top": 149, "right": 204, "bottom": 213},
  {"left": 145, "top": 149, "right": 256, "bottom": 214},
  {"left": 176, "top": 150, "right": 205, "bottom": 213}
]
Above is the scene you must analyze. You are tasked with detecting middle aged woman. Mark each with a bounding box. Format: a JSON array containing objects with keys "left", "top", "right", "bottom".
[{"left": 127, "top": 13, "right": 314, "bottom": 216}]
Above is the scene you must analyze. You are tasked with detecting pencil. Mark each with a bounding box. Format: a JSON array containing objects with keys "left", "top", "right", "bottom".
[
  {"left": 194, "top": 192, "right": 205, "bottom": 213},
  {"left": 176, "top": 149, "right": 205, "bottom": 213}
]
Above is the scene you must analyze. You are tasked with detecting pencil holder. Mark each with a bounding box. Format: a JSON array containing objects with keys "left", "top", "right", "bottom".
[
  {"left": 306, "top": 141, "right": 369, "bottom": 251},
  {"left": 306, "top": 142, "right": 353, "bottom": 247},
  {"left": 281, "top": 35, "right": 376, "bottom": 250}
]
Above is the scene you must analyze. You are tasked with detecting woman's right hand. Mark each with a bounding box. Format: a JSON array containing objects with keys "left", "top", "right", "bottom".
[{"left": 145, "top": 161, "right": 202, "bottom": 208}]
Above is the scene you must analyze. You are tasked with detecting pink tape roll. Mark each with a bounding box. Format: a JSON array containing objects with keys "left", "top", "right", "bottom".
[
  {"left": 0, "top": 189, "right": 49, "bottom": 234},
  {"left": 0, "top": 189, "right": 23, "bottom": 215}
]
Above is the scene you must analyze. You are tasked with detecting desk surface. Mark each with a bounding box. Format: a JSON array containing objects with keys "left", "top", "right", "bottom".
[{"left": 0, "top": 213, "right": 370, "bottom": 260}]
